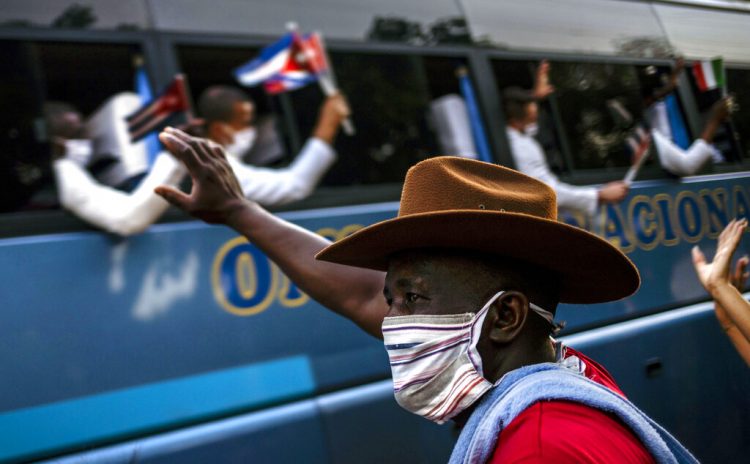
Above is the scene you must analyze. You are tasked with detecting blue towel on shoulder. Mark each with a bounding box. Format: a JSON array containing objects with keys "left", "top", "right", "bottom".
[{"left": 448, "top": 363, "right": 698, "bottom": 464}]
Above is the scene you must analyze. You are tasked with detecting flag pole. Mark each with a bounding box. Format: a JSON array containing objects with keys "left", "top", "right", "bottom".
[
  {"left": 175, "top": 73, "right": 196, "bottom": 121},
  {"left": 287, "top": 22, "right": 355, "bottom": 136},
  {"left": 456, "top": 66, "right": 492, "bottom": 163},
  {"left": 313, "top": 31, "right": 355, "bottom": 136},
  {"left": 717, "top": 56, "right": 727, "bottom": 98}
]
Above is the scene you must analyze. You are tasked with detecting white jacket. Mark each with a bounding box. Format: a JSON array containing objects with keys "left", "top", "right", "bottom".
[
  {"left": 651, "top": 129, "right": 715, "bottom": 177},
  {"left": 54, "top": 138, "right": 337, "bottom": 236}
]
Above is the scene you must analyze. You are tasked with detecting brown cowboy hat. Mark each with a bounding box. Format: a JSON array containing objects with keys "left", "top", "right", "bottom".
[{"left": 316, "top": 156, "right": 639, "bottom": 304}]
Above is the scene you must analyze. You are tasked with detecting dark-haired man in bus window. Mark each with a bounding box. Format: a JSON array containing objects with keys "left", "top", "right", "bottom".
[
  {"left": 503, "top": 61, "right": 629, "bottom": 220},
  {"left": 197, "top": 85, "right": 347, "bottom": 205}
]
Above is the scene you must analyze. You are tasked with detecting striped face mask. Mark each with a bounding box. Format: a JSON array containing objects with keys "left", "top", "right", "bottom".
[{"left": 382, "top": 291, "right": 555, "bottom": 424}]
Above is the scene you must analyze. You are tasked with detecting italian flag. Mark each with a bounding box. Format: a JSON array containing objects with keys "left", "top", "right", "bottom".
[{"left": 692, "top": 57, "right": 725, "bottom": 92}]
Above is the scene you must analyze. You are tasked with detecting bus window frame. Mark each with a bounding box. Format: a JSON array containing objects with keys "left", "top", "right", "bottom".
[
  {"left": 485, "top": 49, "right": 750, "bottom": 185},
  {"left": 0, "top": 27, "right": 171, "bottom": 238}
]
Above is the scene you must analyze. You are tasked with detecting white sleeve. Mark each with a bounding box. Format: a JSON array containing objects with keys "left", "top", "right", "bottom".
[
  {"left": 54, "top": 152, "right": 186, "bottom": 236},
  {"left": 652, "top": 129, "right": 713, "bottom": 177},
  {"left": 229, "top": 137, "right": 337, "bottom": 206},
  {"left": 509, "top": 133, "right": 598, "bottom": 217}
]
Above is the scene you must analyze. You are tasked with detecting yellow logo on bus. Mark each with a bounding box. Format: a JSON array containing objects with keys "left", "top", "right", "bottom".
[{"left": 211, "top": 225, "right": 364, "bottom": 316}]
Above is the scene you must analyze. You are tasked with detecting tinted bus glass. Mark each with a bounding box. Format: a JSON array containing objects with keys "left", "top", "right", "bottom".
[
  {"left": 550, "top": 61, "right": 645, "bottom": 171},
  {"left": 492, "top": 59, "right": 571, "bottom": 174},
  {"left": 295, "top": 53, "right": 468, "bottom": 186},
  {"left": 727, "top": 68, "right": 750, "bottom": 160},
  {"left": 490, "top": 59, "right": 646, "bottom": 174}
]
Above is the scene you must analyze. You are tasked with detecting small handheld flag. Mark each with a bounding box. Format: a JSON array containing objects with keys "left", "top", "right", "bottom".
[
  {"left": 692, "top": 57, "right": 726, "bottom": 95},
  {"left": 457, "top": 67, "right": 492, "bottom": 163},
  {"left": 233, "top": 25, "right": 354, "bottom": 135},
  {"left": 623, "top": 123, "right": 651, "bottom": 184},
  {"left": 263, "top": 32, "right": 326, "bottom": 95},
  {"left": 133, "top": 56, "right": 162, "bottom": 166},
  {"left": 126, "top": 75, "right": 192, "bottom": 143}
]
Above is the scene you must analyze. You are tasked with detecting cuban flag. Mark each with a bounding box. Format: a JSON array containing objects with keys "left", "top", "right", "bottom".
[
  {"left": 234, "top": 34, "right": 296, "bottom": 87},
  {"left": 126, "top": 75, "right": 191, "bottom": 143},
  {"left": 234, "top": 32, "right": 329, "bottom": 95},
  {"left": 692, "top": 57, "right": 725, "bottom": 93}
]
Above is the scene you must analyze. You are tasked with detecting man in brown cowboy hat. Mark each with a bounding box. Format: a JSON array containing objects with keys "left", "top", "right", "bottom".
[{"left": 154, "top": 127, "right": 697, "bottom": 463}]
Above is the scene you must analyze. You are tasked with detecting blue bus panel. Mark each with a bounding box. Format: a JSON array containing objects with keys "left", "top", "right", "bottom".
[{"left": 2, "top": 174, "right": 750, "bottom": 462}]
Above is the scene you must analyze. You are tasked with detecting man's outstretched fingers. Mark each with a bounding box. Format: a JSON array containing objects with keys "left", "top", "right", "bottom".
[
  {"left": 155, "top": 185, "right": 191, "bottom": 211},
  {"left": 165, "top": 127, "right": 214, "bottom": 164},
  {"left": 160, "top": 131, "right": 203, "bottom": 172},
  {"left": 692, "top": 245, "right": 706, "bottom": 269}
]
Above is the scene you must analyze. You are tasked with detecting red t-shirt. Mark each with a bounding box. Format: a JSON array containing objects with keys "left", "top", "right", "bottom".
[{"left": 489, "top": 347, "right": 655, "bottom": 464}]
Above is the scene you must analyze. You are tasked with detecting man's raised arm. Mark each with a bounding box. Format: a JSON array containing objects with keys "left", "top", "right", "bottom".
[{"left": 154, "top": 127, "right": 388, "bottom": 338}]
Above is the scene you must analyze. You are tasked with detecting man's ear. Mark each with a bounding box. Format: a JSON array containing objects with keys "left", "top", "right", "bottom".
[{"left": 484, "top": 291, "right": 529, "bottom": 344}]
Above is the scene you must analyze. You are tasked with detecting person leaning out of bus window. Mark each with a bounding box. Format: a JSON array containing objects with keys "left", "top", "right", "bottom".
[
  {"left": 692, "top": 219, "right": 750, "bottom": 366},
  {"left": 47, "top": 99, "right": 188, "bottom": 236},
  {"left": 48, "top": 92, "right": 349, "bottom": 236},
  {"left": 503, "top": 60, "right": 629, "bottom": 220},
  {"left": 197, "top": 85, "right": 348, "bottom": 205},
  {"left": 634, "top": 58, "right": 733, "bottom": 177}
]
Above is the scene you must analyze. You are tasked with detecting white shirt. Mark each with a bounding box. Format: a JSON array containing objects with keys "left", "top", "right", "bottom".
[
  {"left": 651, "top": 129, "right": 715, "bottom": 177},
  {"left": 228, "top": 137, "right": 336, "bottom": 205},
  {"left": 54, "top": 137, "right": 337, "bottom": 236},
  {"left": 506, "top": 127, "right": 598, "bottom": 218},
  {"left": 54, "top": 150, "right": 184, "bottom": 236}
]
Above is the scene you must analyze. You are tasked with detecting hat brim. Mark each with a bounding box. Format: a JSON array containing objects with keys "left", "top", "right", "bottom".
[{"left": 316, "top": 210, "right": 639, "bottom": 304}]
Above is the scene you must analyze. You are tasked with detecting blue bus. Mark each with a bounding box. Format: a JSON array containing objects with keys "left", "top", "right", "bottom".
[{"left": 1, "top": 1, "right": 750, "bottom": 462}]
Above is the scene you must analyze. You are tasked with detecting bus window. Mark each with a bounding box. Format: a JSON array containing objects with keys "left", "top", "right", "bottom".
[
  {"left": 0, "top": 40, "right": 145, "bottom": 214},
  {"left": 175, "top": 45, "right": 471, "bottom": 194},
  {"left": 682, "top": 63, "right": 742, "bottom": 164},
  {"left": 290, "top": 53, "right": 468, "bottom": 187},
  {"left": 726, "top": 68, "right": 750, "bottom": 161},
  {"left": 490, "top": 59, "right": 569, "bottom": 173},
  {"left": 550, "top": 61, "right": 644, "bottom": 171}
]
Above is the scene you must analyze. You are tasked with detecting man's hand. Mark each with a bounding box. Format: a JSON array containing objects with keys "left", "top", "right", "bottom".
[
  {"left": 709, "top": 97, "right": 732, "bottom": 124},
  {"left": 597, "top": 181, "right": 629, "bottom": 203},
  {"left": 631, "top": 133, "right": 652, "bottom": 166},
  {"left": 176, "top": 117, "right": 207, "bottom": 138},
  {"left": 692, "top": 219, "right": 748, "bottom": 293},
  {"left": 533, "top": 60, "right": 555, "bottom": 100},
  {"left": 155, "top": 127, "right": 248, "bottom": 225},
  {"left": 713, "top": 255, "right": 750, "bottom": 330},
  {"left": 313, "top": 94, "right": 351, "bottom": 145},
  {"left": 693, "top": 219, "right": 749, "bottom": 338}
]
